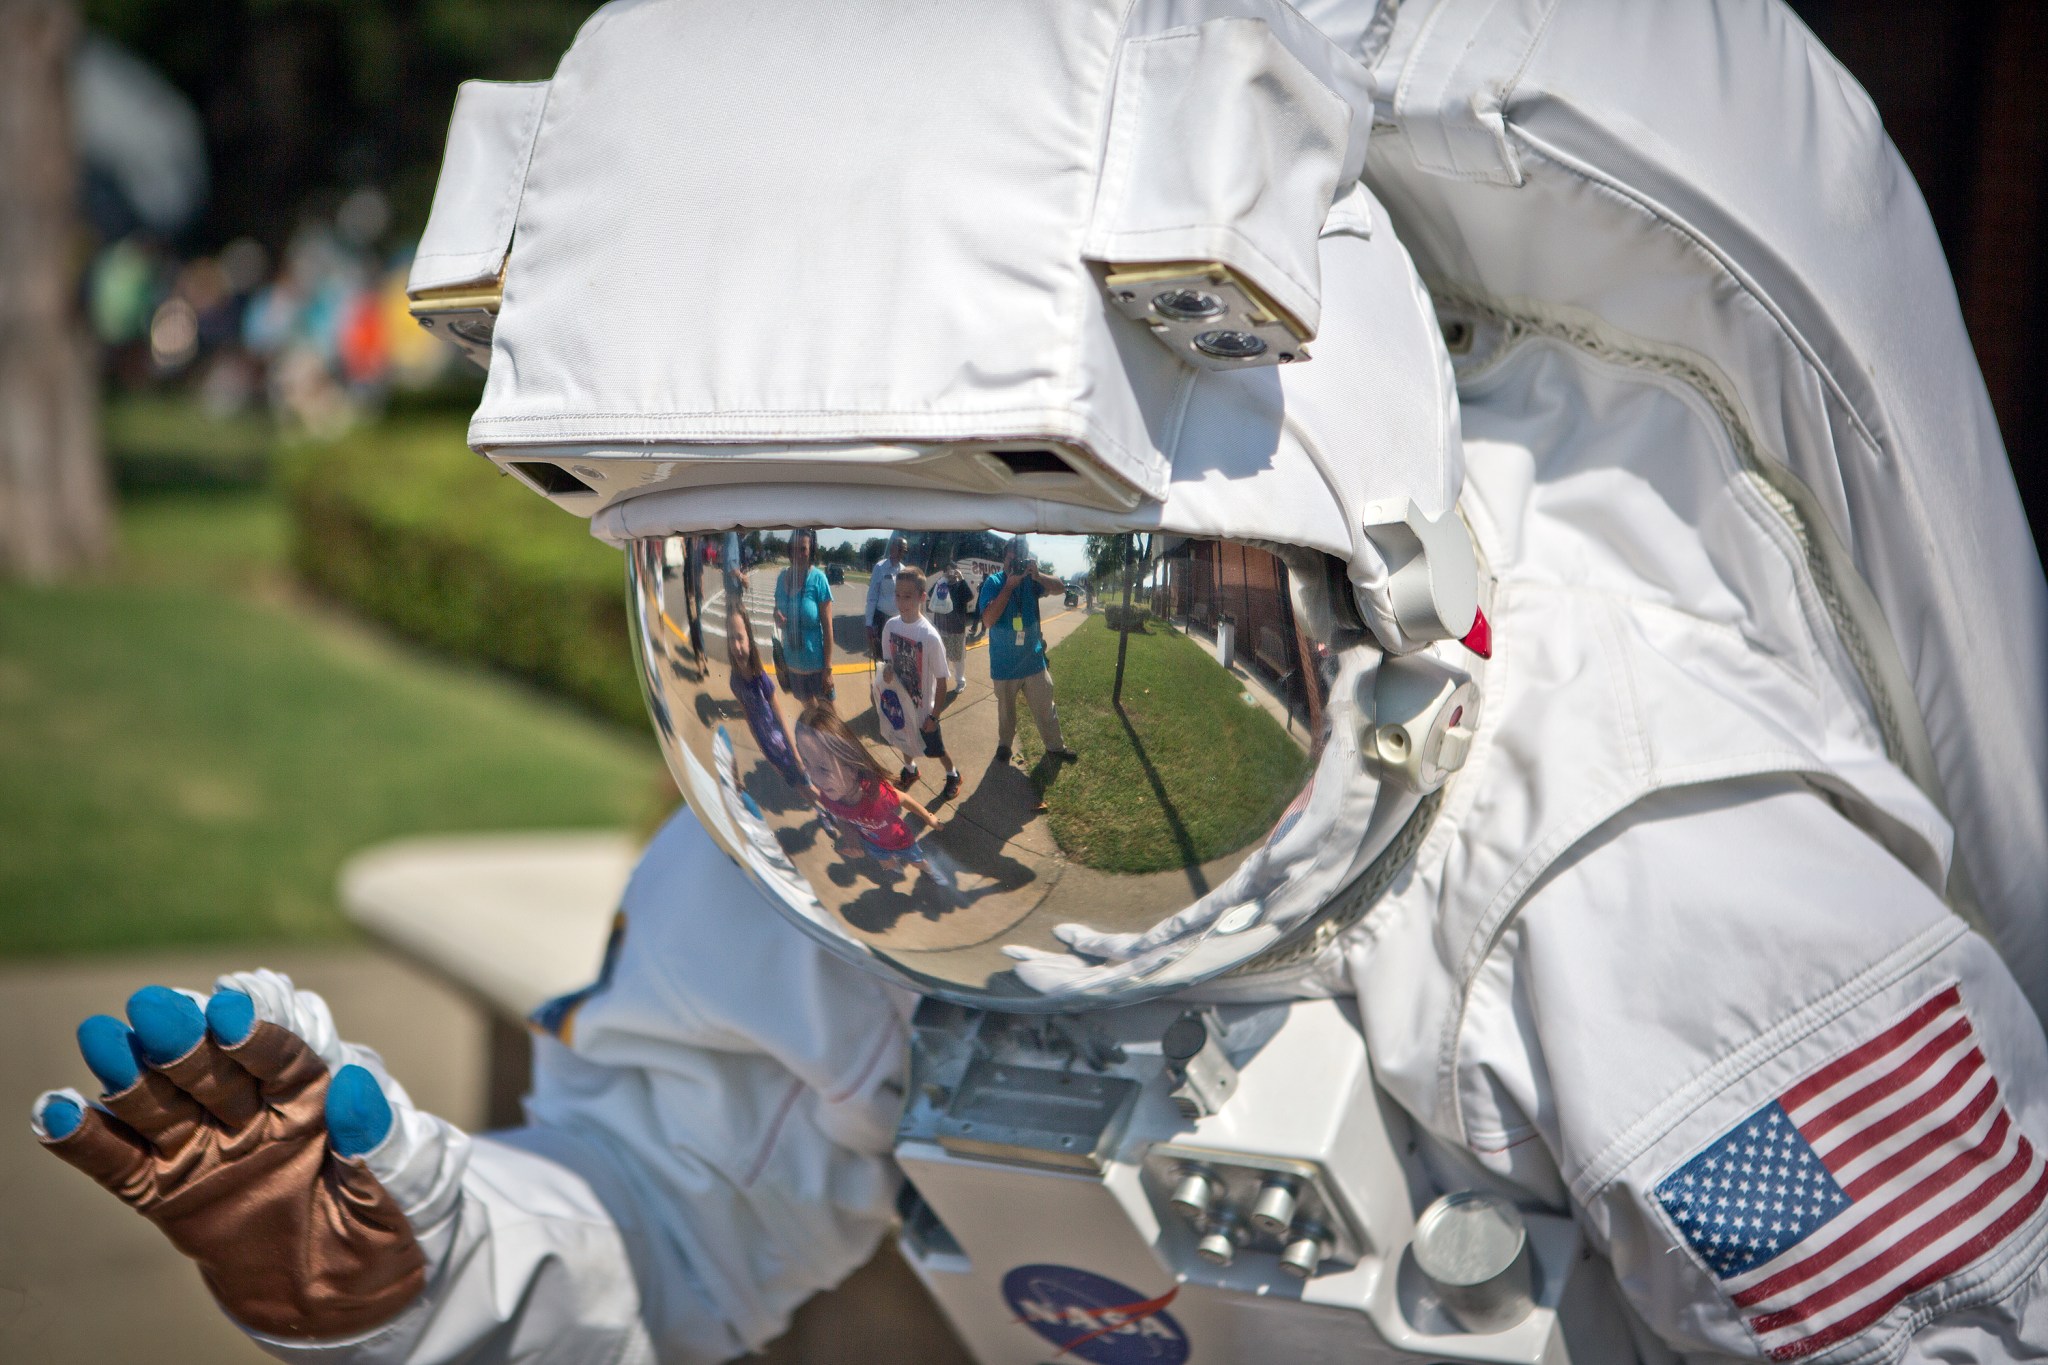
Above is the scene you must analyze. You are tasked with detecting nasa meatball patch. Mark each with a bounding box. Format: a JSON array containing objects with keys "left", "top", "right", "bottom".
[{"left": 1000, "top": 1264, "right": 1188, "bottom": 1364}]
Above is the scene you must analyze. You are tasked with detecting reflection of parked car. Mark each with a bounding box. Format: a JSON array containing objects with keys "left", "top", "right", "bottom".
[{"left": 826, "top": 564, "right": 845, "bottom": 584}]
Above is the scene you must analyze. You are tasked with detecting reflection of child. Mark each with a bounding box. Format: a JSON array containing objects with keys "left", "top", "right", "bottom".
[
  {"left": 792, "top": 703, "right": 948, "bottom": 888},
  {"left": 727, "top": 610, "right": 808, "bottom": 793},
  {"left": 877, "top": 566, "right": 961, "bottom": 803}
]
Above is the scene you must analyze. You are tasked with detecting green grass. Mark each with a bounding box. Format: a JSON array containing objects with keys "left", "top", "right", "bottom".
[
  {"left": 0, "top": 486, "right": 660, "bottom": 956},
  {"left": 1027, "top": 617, "right": 1312, "bottom": 875},
  {"left": 120, "top": 488, "right": 291, "bottom": 589}
]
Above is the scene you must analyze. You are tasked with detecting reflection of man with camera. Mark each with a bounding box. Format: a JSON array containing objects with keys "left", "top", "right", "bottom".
[{"left": 976, "top": 535, "right": 1076, "bottom": 766}]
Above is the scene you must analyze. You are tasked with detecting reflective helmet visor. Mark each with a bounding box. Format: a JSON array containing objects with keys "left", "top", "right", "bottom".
[{"left": 628, "top": 526, "right": 1392, "bottom": 1010}]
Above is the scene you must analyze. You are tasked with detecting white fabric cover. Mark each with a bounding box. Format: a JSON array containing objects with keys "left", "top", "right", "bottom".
[
  {"left": 597, "top": 183, "right": 1465, "bottom": 653},
  {"left": 468, "top": 0, "right": 1374, "bottom": 504},
  {"left": 1349, "top": 778, "right": 2048, "bottom": 1364},
  {"left": 407, "top": 80, "right": 546, "bottom": 294},
  {"left": 1349, "top": 0, "right": 2048, "bottom": 1011},
  {"left": 1085, "top": 15, "right": 1359, "bottom": 333}
]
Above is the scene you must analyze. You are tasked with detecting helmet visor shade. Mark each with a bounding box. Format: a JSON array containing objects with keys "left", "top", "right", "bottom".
[{"left": 627, "top": 526, "right": 1383, "bottom": 1009}]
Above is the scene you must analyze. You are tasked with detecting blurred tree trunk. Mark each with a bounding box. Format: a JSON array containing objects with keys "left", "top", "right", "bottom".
[{"left": 0, "top": 0, "right": 111, "bottom": 580}]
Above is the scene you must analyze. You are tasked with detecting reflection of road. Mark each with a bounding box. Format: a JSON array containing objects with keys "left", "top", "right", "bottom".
[{"left": 660, "top": 568, "right": 1249, "bottom": 997}]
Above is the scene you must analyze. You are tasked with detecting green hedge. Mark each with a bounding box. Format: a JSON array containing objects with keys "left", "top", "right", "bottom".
[
  {"left": 283, "top": 422, "right": 644, "bottom": 726},
  {"left": 105, "top": 395, "right": 274, "bottom": 492},
  {"left": 1102, "top": 603, "right": 1154, "bottom": 633}
]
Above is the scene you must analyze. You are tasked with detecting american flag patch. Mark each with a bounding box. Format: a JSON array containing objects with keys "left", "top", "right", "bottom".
[{"left": 1657, "top": 984, "right": 2048, "bottom": 1360}]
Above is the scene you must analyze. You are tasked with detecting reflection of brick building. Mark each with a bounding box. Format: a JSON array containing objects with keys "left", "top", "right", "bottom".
[
  {"left": 1790, "top": 1, "right": 2048, "bottom": 545},
  {"left": 1159, "top": 540, "right": 1324, "bottom": 735}
]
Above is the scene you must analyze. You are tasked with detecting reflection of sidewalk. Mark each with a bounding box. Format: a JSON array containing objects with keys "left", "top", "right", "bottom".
[
  {"left": 645, "top": 557, "right": 1280, "bottom": 996},
  {"left": 694, "top": 598, "right": 1260, "bottom": 990}
]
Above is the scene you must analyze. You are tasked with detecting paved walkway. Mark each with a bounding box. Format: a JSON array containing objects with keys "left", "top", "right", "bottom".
[{"left": 678, "top": 587, "right": 1264, "bottom": 991}]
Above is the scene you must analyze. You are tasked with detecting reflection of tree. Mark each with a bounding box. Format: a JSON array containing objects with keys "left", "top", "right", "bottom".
[
  {"left": 1109, "top": 533, "right": 1151, "bottom": 705},
  {"left": 1084, "top": 534, "right": 1126, "bottom": 588},
  {"left": 1112, "top": 701, "right": 1207, "bottom": 898},
  {"left": 859, "top": 529, "right": 1025, "bottom": 572}
]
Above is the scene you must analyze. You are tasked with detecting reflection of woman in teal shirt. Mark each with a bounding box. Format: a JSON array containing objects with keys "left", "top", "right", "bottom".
[{"left": 773, "top": 529, "right": 835, "bottom": 702}]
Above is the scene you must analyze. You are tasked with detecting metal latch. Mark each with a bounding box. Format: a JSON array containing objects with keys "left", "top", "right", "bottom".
[
  {"left": 1103, "top": 261, "right": 1311, "bottom": 370},
  {"left": 1364, "top": 653, "right": 1479, "bottom": 793},
  {"left": 408, "top": 274, "right": 502, "bottom": 370}
]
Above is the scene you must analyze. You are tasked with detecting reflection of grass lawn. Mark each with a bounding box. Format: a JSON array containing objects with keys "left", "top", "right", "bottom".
[{"left": 1023, "top": 617, "right": 1310, "bottom": 875}]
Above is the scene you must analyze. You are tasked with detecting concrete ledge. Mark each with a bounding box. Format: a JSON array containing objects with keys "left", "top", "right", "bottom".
[{"left": 340, "top": 832, "right": 638, "bottom": 1019}]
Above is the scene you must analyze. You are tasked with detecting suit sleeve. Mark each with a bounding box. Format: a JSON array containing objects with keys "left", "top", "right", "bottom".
[
  {"left": 1448, "top": 777, "right": 2048, "bottom": 1363},
  {"left": 250, "top": 809, "right": 912, "bottom": 1365}
]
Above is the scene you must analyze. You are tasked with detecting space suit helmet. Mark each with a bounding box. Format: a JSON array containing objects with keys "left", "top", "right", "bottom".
[{"left": 409, "top": 0, "right": 1490, "bottom": 1009}]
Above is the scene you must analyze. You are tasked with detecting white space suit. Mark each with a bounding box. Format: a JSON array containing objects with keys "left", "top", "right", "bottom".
[{"left": 36, "top": 2, "right": 2048, "bottom": 1362}]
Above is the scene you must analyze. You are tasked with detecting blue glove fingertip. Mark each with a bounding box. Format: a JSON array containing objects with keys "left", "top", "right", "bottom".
[
  {"left": 77, "top": 1014, "right": 142, "bottom": 1094},
  {"left": 325, "top": 1065, "right": 393, "bottom": 1159},
  {"left": 205, "top": 989, "right": 257, "bottom": 1045},
  {"left": 127, "top": 985, "right": 207, "bottom": 1065},
  {"left": 37, "top": 1094, "right": 84, "bottom": 1141}
]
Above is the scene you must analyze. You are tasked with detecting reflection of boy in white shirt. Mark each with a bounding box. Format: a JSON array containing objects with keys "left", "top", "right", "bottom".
[{"left": 876, "top": 567, "right": 961, "bottom": 804}]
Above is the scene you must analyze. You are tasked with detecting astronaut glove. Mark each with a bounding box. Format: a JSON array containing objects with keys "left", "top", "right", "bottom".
[
  {"left": 1002, "top": 924, "right": 1197, "bottom": 994},
  {"left": 30, "top": 970, "right": 469, "bottom": 1344}
]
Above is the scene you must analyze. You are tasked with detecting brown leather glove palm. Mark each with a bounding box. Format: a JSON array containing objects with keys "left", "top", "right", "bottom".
[{"left": 34, "top": 980, "right": 431, "bottom": 1341}]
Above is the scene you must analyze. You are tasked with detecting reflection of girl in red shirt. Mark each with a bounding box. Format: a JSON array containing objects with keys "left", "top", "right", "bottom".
[{"left": 792, "top": 703, "right": 947, "bottom": 888}]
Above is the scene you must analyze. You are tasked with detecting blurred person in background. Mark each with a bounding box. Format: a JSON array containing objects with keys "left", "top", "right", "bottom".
[
  {"left": 863, "top": 534, "right": 906, "bottom": 663},
  {"left": 929, "top": 562, "right": 972, "bottom": 695}
]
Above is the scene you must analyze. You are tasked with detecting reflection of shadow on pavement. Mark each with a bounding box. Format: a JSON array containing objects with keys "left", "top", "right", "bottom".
[
  {"left": 839, "top": 863, "right": 953, "bottom": 932},
  {"left": 834, "top": 832, "right": 1033, "bottom": 937},
  {"left": 1114, "top": 701, "right": 1208, "bottom": 899},
  {"left": 846, "top": 705, "right": 887, "bottom": 746},
  {"left": 740, "top": 760, "right": 812, "bottom": 817},
  {"left": 694, "top": 694, "right": 742, "bottom": 730},
  {"left": 832, "top": 614, "right": 869, "bottom": 657},
  {"left": 949, "top": 758, "right": 1044, "bottom": 858},
  {"left": 776, "top": 823, "right": 826, "bottom": 859}
]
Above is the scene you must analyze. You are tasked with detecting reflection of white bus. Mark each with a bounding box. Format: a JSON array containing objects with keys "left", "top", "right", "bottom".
[
  {"left": 893, "top": 530, "right": 1089, "bottom": 589},
  {"left": 893, "top": 530, "right": 1005, "bottom": 574}
]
